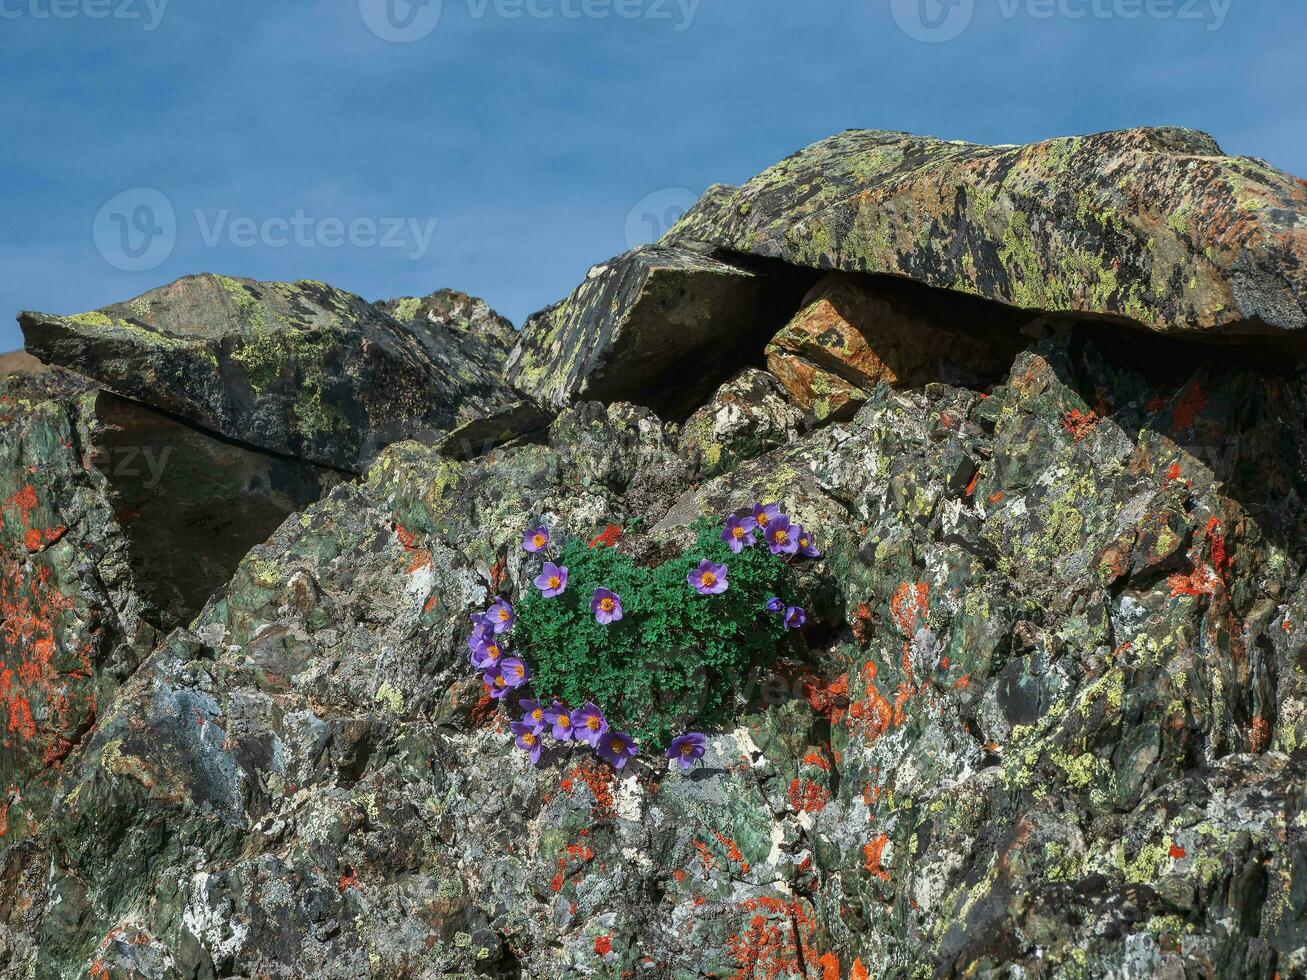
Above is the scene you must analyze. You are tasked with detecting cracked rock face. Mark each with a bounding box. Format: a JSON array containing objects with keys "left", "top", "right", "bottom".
[{"left": 5, "top": 127, "right": 1307, "bottom": 979}]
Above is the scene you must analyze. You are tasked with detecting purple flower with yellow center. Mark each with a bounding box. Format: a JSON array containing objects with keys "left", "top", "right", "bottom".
[
  {"left": 596, "top": 730, "right": 639, "bottom": 770},
  {"left": 590, "top": 588, "right": 623, "bottom": 625},
  {"left": 752, "top": 502, "right": 782, "bottom": 530},
  {"left": 500, "top": 657, "right": 530, "bottom": 689},
  {"left": 721, "top": 514, "right": 758, "bottom": 554},
  {"left": 510, "top": 720, "right": 544, "bottom": 765},
  {"left": 533, "top": 562, "right": 569, "bottom": 598},
  {"left": 522, "top": 525, "right": 550, "bottom": 553},
  {"left": 666, "top": 732, "right": 707, "bottom": 771},
  {"left": 486, "top": 597, "right": 514, "bottom": 633},
  {"left": 543, "top": 700, "right": 575, "bottom": 741},
  {"left": 520, "top": 699, "right": 546, "bottom": 734},
  {"left": 481, "top": 665, "right": 511, "bottom": 700},
  {"left": 765, "top": 596, "right": 785, "bottom": 614},
  {"left": 689, "top": 559, "right": 729, "bottom": 596},
  {"left": 784, "top": 606, "right": 807, "bottom": 630},
  {"left": 794, "top": 525, "right": 821, "bottom": 559},
  {"left": 468, "top": 635, "right": 505, "bottom": 670},
  {"left": 764, "top": 517, "right": 800, "bottom": 556},
  {"left": 571, "top": 702, "right": 608, "bottom": 746}
]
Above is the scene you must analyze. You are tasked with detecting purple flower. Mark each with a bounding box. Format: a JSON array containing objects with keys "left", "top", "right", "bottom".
[
  {"left": 689, "top": 559, "right": 729, "bottom": 596},
  {"left": 765, "top": 596, "right": 785, "bottom": 614},
  {"left": 764, "top": 517, "right": 800, "bottom": 556},
  {"left": 721, "top": 515, "right": 758, "bottom": 554},
  {"left": 571, "top": 702, "right": 608, "bottom": 747},
  {"left": 523, "top": 526, "right": 550, "bottom": 553},
  {"left": 591, "top": 588, "right": 623, "bottom": 625},
  {"left": 543, "top": 700, "right": 575, "bottom": 741},
  {"left": 481, "top": 666, "right": 511, "bottom": 700},
  {"left": 752, "top": 502, "right": 782, "bottom": 531},
  {"left": 469, "top": 635, "right": 506, "bottom": 670},
  {"left": 794, "top": 525, "right": 821, "bottom": 559},
  {"left": 533, "top": 562, "right": 569, "bottom": 598},
  {"left": 486, "top": 596, "right": 515, "bottom": 633},
  {"left": 666, "top": 732, "right": 707, "bottom": 771},
  {"left": 510, "top": 720, "right": 544, "bottom": 765},
  {"left": 596, "top": 730, "right": 639, "bottom": 770},
  {"left": 520, "top": 699, "right": 546, "bottom": 734},
  {"left": 500, "top": 657, "right": 530, "bottom": 689},
  {"left": 784, "top": 606, "right": 807, "bottom": 630}
]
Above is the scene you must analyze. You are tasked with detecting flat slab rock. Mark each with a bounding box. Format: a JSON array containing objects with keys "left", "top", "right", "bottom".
[
  {"left": 665, "top": 127, "right": 1307, "bottom": 337},
  {"left": 504, "top": 245, "right": 808, "bottom": 419},
  {"left": 20, "top": 275, "right": 519, "bottom": 471}
]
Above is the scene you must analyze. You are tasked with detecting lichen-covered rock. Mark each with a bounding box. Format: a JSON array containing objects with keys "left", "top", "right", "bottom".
[
  {"left": 376, "top": 287, "right": 518, "bottom": 374},
  {"left": 20, "top": 275, "right": 519, "bottom": 471},
  {"left": 666, "top": 127, "right": 1307, "bottom": 337},
  {"left": 8, "top": 128, "right": 1307, "bottom": 980},
  {"left": 766, "top": 272, "right": 1013, "bottom": 420},
  {"left": 0, "top": 368, "right": 337, "bottom": 875},
  {"left": 503, "top": 246, "right": 809, "bottom": 419},
  {"left": 676, "top": 368, "right": 803, "bottom": 480}
]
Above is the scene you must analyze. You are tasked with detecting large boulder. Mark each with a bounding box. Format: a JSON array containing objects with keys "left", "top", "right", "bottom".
[
  {"left": 20, "top": 275, "right": 520, "bottom": 471},
  {"left": 666, "top": 127, "right": 1307, "bottom": 338},
  {"left": 503, "top": 246, "right": 810, "bottom": 419},
  {"left": 0, "top": 366, "right": 338, "bottom": 868}
]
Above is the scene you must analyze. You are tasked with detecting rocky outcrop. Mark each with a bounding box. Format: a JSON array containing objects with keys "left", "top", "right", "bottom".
[
  {"left": 6, "top": 126, "right": 1307, "bottom": 979},
  {"left": 666, "top": 127, "right": 1307, "bottom": 338},
  {"left": 504, "top": 246, "right": 809, "bottom": 419},
  {"left": 21, "top": 275, "right": 519, "bottom": 471}
]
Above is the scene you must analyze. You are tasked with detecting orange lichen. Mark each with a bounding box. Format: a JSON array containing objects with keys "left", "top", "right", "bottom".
[
  {"left": 1172, "top": 379, "right": 1208, "bottom": 432},
  {"left": 1250, "top": 715, "right": 1271, "bottom": 753},
  {"left": 863, "top": 834, "right": 891, "bottom": 880},
  {"left": 890, "top": 582, "right": 929, "bottom": 636},
  {"left": 786, "top": 778, "right": 830, "bottom": 813},
  {"left": 1060, "top": 408, "right": 1100, "bottom": 442},
  {"left": 588, "top": 524, "right": 623, "bottom": 549},
  {"left": 594, "top": 934, "right": 613, "bottom": 956},
  {"left": 1168, "top": 844, "right": 1186, "bottom": 860}
]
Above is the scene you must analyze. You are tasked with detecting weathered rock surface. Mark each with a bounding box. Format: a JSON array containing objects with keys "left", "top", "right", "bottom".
[
  {"left": 0, "top": 368, "right": 339, "bottom": 879},
  {"left": 21, "top": 275, "right": 519, "bottom": 471},
  {"left": 376, "top": 287, "right": 518, "bottom": 374},
  {"left": 766, "top": 272, "right": 1015, "bottom": 421},
  {"left": 666, "top": 127, "right": 1307, "bottom": 337},
  {"left": 6, "top": 126, "right": 1307, "bottom": 980},
  {"left": 504, "top": 246, "right": 809, "bottom": 419},
  {"left": 677, "top": 368, "right": 803, "bottom": 480}
]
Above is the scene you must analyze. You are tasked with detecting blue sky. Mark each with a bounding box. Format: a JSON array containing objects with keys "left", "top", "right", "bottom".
[{"left": 2, "top": 0, "right": 1303, "bottom": 352}]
